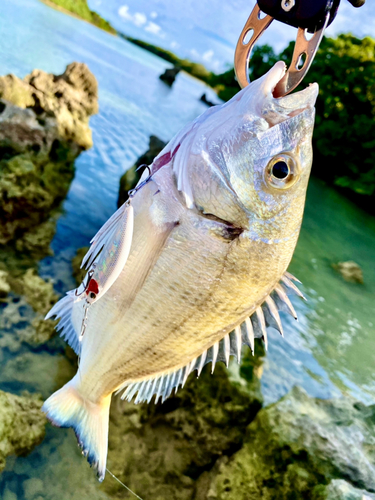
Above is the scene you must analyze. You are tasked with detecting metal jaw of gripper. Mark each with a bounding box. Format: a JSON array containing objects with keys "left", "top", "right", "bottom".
[{"left": 234, "top": 3, "right": 330, "bottom": 97}]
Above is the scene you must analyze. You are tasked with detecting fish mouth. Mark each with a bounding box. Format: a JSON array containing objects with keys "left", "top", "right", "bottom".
[
  {"left": 265, "top": 62, "right": 319, "bottom": 124},
  {"left": 240, "top": 61, "right": 319, "bottom": 126}
]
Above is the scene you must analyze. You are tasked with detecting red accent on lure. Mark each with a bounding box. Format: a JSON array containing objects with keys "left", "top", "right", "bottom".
[{"left": 86, "top": 278, "right": 99, "bottom": 295}]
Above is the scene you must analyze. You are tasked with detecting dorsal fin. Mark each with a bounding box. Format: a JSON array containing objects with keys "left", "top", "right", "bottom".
[{"left": 116, "top": 271, "right": 304, "bottom": 405}]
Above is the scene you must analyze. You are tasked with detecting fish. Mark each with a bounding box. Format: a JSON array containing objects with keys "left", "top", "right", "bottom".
[{"left": 42, "top": 61, "right": 318, "bottom": 481}]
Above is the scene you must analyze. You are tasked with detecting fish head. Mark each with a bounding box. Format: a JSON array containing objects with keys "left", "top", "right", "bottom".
[{"left": 179, "top": 61, "right": 318, "bottom": 240}]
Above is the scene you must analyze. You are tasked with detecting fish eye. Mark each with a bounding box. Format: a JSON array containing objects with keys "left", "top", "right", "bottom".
[
  {"left": 265, "top": 153, "right": 300, "bottom": 189},
  {"left": 89, "top": 292, "right": 96, "bottom": 300},
  {"left": 271, "top": 161, "right": 289, "bottom": 179}
]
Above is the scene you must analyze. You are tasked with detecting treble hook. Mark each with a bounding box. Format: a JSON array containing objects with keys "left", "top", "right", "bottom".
[
  {"left": 234, "top": 1, "right": 333, "bottom": 97},
  {"left": 127, "top": 168, "right": 153, "bottom": 199}
]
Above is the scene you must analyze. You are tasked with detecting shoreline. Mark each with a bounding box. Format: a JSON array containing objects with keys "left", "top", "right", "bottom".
[{"left": 38, "top": 0, "right": 116, "bottom": 35}]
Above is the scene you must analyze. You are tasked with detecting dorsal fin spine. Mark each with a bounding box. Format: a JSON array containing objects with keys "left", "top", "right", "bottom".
[
  {"left": 197, "top": 351, "right": 207, "bottom": 376},
  {"left": 265, "top": 295, "right": 284, "bottom": 336},
  {"left": 211, "top": 342, "right": 219, "bottom": 373},
  {"left": 256, "top": 307, "right": 268, "bottom": 350},
  {"left": 224, "top": 334, "right": 230, "bottom": 367},
  {"left": 244, "top": 317, "right": 255, "bottom": 354},
  {"left": 234, "top": 326, "right": 242, "bottom": 363}
]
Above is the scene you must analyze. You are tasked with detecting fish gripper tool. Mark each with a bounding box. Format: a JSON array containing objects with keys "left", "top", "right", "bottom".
[{"left": 234, "top": 0, "right": 363, "bottom": 97}]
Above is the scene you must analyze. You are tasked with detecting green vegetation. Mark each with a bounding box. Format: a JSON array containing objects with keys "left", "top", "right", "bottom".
[
  {"left": 43, "top": 0, "right": 116, "bottom": 34},
  {"left": 297, "top": 34, "right": 375, "bottom": 207},
  {"left": 121, "top": 35, "right": 214, "bottom": 81}
]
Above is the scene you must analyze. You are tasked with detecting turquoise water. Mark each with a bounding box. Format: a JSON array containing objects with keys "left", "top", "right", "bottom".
[{"left": 0, "top": 0, "right": 375, "bottom": 498}]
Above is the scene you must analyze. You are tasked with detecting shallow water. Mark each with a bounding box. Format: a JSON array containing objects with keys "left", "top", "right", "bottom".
[{"left": 0, "top": 0, "right": 375, "bottom": 498}]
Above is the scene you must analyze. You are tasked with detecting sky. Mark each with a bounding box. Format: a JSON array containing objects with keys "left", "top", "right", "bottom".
[{"left": 89, "top": 0, "right": 375, "bottom": 73}]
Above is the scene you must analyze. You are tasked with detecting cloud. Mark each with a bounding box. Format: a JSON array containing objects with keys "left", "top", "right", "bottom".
[
  {"left": 190, "top": 48, "right": 200, "bottom": 59},
  {"left": 202, "top": 49, "right": 214, "bottom": 62},
  {"left": 145, "top": 21, "right": 162, "bottom": 35},
  {"left": 133, "top": 12, "right": 147, "bottom": 27},
  {"left": 118, "top": 5, "right": 131, "bottom": 20},
  {"left": 118, "top": 5, "right": 147, "bottom": 27},
  {"left": 118, "top": 5, "right": 164, "bottom": 36},
  {"left": 150, "top": 11, "right": 158, "bottom": 19}
]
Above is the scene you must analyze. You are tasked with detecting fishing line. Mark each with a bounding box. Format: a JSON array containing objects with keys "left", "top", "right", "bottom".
[{"left": 106, "top": 468, "right": 144, "bottom": 500}]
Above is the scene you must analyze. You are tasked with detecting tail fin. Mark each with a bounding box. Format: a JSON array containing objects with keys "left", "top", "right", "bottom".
[{"left": 42, "top": 377, "right": 111, "bottom": 481}]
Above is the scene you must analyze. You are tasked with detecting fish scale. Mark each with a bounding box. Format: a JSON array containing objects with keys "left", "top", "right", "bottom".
[{"left": 43, "top": 61, "right": 318, "bottom": 481}]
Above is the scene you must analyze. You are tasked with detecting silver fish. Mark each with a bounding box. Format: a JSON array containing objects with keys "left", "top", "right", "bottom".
[{"left": 43, "top": 61, "right": 318, "bottom": 480}]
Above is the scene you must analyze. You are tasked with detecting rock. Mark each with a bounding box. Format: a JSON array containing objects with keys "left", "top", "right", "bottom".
[
  {"left": 159, "top": 66, "right": 180, "bottom": 86},
  {"left": 101, "top": 344, "right": 265, "bottom": 500},
  {"left": 0, "top": 269, "right": 10, "bottom": 298},
  {"left": 118, "top": 135, "right": 166, "bottom": 207},
  {"left": 0, "top": 62, "right": 98, "bottom": 249},
  {"left": 1, "top": 351, "right": 73, "bottom": 397},
  {"left": 71, "top": 246, "right": 89, "bottom": 286},
  {"left": 16, "top": 268, "right": 57, "bottom": 315},
  {"left": 8, "top": 268, "right": 58, "bottom": 344},
  {"left": 317, "top": 479, "right": 375, "bottom": 500},
  {"left": 202, "top": 386, "right": 375, "bottom": 499},
  {"left": 0, "top": 74, "right": 35, "bottom": 108},
  {"left": 200, "top": 93, "right": 216, "bottom": 107},
  {"left": 22, "top": 478, "right": 44, "bottom": 499},
  {"left": 0, "top": 390, "right": 46, "bottom": 473},
  {"left": 332, "top": 261, "right": 364, "bottom": 284}
]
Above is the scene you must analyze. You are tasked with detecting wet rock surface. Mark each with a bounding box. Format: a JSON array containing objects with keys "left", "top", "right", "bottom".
[
  {"left": 0, "top": 62, "right": 98, "bottom": 249},
  {"left": 0, "top": 390, "right": 46, "bottom": 473},
  {"left": 319, "top": 480, "right": 375, "bottom": 500},
  {"left": 118, "top": 135, "right": 166, "bottom": 207},
  {"left": 0, "top": 268, "right": 58, "bottom": 349},
  {"left": 201, "top": 386, "right": 375, "bottom": 499}
]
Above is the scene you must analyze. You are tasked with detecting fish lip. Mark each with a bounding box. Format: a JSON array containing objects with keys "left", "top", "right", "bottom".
[
  {"left": 238, "top": 61, "right": 319, "bottom": 122},
  {"left": 263, "top": 61, "right": 319, "bottom": 111},
  {"left": 269, "top": 62, "right": 319, "bottom": 116},
  {"left": 274, "top": 82, "right": 319, "bottom": 116}
]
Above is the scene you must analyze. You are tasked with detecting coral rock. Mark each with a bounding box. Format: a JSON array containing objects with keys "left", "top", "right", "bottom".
[
  {"left": 0, "top": 390, "right": 46, "bottom": 473},
  {"left": 0, "top": 63, "right": 98, "bottom": 249},
  {"left": 203, "top": 386, "right": 375, "bottom": 499}
]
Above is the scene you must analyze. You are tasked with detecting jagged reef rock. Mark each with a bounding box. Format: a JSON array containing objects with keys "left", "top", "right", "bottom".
[
  {"left": 160, "top": 66, "right": 181, "bottom": 86},
  {"left": 201, "top": 386, "right": 375, "bottom": 500},
  {"left": 0, "top": 268, "right": 58, "bottom": 347},
  {"left": 319, "top": 480, "right": 375, "bottom": 500},
  {"left": 0, "top": 390, "right": 46, "bottom": 473},
  {"left": 118, "top": 135, "right": 166, "bottom": 207},
  {"left": 101, "top": 345, "right": 264, "bottom": 500},
  {"left": 0, "top": 62, "right": 98, "bottom": 249}
]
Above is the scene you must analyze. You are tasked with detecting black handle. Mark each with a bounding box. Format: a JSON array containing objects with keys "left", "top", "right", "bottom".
[{"left": 257, "top": 0, "right": 340, "bottom": 33}]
